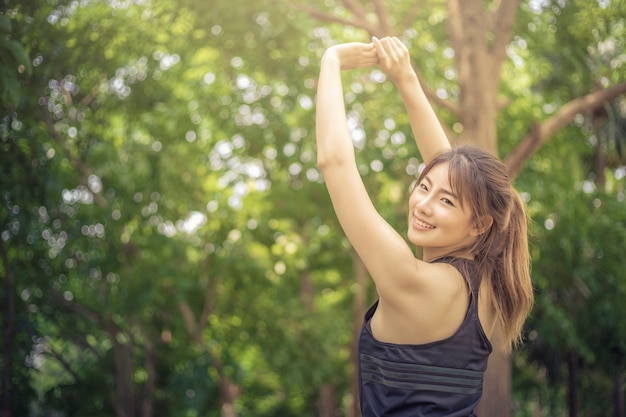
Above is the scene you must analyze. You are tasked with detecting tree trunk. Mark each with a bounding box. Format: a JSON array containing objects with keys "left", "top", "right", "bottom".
[
  {"left": 301, "top": 270, "right": 314, "bottom": 312},
  {"left": 179, "top": 293, "right": 240, "bottom": 417},
  {"left": 449, "top": 2, "right": 518, "bottom": 413},
  {"left": 319, "top": 384, "right": 337, "bottom": 417},
  {"left": 448, "top": 0, "right": 500, "bottom": 152},
  {"left": 0, "top": 240, "right": 15, "bottom": 417},
  {"left": 219, "top": 373, "right": 239, "bottom": 417},
  {"left": 301, "top": 264, "right": 339, "bottom": 417},
  {"left": 139, "top": 323, "right": 156, "bottom": 417},
  {"left": 567, "top": 350, "right": 578, "bottom": 417},
  {"left": 475, "top": 327, "right": 511, "bottom": 417},
  {"left": 615, "top": 372, "right": 625, "bottom": 417},
  {"left": 108, "top": 321, "right": 135, "bottom": 417},
  {"left": 350, "top": 252, "right": 368, "bottom": 417},
  {"left": 592, "top": 96, "right": 608, "bottom": 187}
]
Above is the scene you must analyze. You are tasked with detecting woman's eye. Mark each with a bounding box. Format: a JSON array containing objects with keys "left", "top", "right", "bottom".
[
  {"left": 442, "top": 198, "right": 455, "bottom": 206},
  {"left": 419, "top": 183, "right": 428, "bottom": 191}
]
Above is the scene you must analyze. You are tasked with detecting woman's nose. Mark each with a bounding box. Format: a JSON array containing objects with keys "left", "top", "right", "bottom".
[{"left": 416, "top": 195, "right": 433, "bottom": 215}]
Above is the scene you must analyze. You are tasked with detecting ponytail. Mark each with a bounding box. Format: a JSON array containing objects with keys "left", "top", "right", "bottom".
[
  {"left": 425, "top": 145, "right": 535, "bottom": 350},
  {"left": 479, "top": 189, "right": 533, "bottom": 350}
]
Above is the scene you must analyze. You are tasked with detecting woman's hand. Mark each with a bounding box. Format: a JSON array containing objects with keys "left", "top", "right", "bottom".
[
  {"left": 322, "top": 42, "right": 378, "bottom": 71},
  {"left": 372, "top": 36, "right": 415, "bottom": 83}
]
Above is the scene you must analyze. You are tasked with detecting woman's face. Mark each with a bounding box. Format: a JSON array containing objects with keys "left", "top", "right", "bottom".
[{"left": 407, "top": 162, "right": 478, "bottom": 261}]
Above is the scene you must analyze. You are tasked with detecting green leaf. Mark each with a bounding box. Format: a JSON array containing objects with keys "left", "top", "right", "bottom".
[
  {"left": 0, "top": 37, "right": 32, "bottom": 76},
  {"left": 0, "top": 15, "right": 11, "bottom": 34}
]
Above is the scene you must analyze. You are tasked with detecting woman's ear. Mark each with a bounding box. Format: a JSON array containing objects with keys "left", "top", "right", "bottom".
[{"left": 471, "top": 215, "right": 493, "bottom": 236}]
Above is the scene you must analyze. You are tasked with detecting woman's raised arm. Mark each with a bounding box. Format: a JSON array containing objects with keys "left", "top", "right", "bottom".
[
  {"left": 316, "top": 43, "right": 377, "bottom": 170},
  {"left": 373, "top": 36, "right": 450, "bottom": 164},
  {"left": 315, "top": 43, "right": 422, "bottom": 293}
]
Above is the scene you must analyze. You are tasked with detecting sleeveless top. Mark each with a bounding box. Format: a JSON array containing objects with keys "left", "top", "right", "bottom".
[{"left": 358, "top": 257, "right": 493, "bottom": 417}]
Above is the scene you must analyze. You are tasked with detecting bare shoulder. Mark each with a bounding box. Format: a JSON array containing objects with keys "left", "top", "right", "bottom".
[
  {"left": 376, "top": 258, "right": 468, "bottom": 307},
  {"left": 372, "top": 259, "right": 471, "bottom": 344},
  {"left": 413, "top": 258, "right": 466, "bottom": 291}
]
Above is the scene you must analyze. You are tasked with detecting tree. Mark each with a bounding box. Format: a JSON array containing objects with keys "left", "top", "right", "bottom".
[{"left": 2, "top": 0, "right": 625, "bottom": 416}]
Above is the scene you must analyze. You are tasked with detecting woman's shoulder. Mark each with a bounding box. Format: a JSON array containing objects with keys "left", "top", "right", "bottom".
[
  {"left": 384, "top": 256, "right": 470, "bottom": 302},
  {"left": 372, "top": 257, "right": 473, "bottom": 344},
  {"left": 373, "top": 255, "right": 471, "bottom": 312},
  {"left": 430, "top": 256, "right": 477, "bottom": 281}
]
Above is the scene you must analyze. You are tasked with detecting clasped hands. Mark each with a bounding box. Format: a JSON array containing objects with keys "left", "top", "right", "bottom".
[{"left": 322, "top": 36, "right": 414, "bottom": 82}]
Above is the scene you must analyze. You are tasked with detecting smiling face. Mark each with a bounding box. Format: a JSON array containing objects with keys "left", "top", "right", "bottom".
[{"left": 407, "top": 162, "right": 479, "bottom": 261}]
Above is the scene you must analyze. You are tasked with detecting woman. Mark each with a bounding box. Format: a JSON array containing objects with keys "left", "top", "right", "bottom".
[{"left": 315, "top": 36, "right": 534, "bottom": 416}]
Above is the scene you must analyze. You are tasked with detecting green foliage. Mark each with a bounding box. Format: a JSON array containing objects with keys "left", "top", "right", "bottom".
[
  {"left": 517, "top": 170, "right": 626, "bottom": 416},
  {"left": 1, "top": 0, "right": 625, "bottom": 416},
  {"left": 0, "top": 13, "right": 32, "bottom": 106}
]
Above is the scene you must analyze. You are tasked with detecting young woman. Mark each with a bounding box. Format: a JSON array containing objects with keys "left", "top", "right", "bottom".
[{"left": 315, "top": 36, "right": 534, "bottom": 416}]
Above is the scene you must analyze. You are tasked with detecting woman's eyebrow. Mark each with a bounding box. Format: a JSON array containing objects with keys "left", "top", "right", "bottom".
[{"left": 424, "top": 175, "right": 458, "bottom": 200}]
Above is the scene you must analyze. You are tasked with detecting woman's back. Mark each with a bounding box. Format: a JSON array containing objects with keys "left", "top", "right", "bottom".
[{"left": 358, "top": 258, "right": 492, "bottom": 417}]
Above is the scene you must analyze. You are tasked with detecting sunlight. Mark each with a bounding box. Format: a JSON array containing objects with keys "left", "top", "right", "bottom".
[{"left": 179, "top": 211, "right": 207, "bottom": 234}]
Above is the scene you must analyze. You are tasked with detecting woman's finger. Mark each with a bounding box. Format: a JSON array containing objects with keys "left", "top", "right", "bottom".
[
  {"left": 372, "top": 36, "right": 385, "bottom": 57},
  {"left": 391, "top": 37, "right": 404, "bottom": 51}
]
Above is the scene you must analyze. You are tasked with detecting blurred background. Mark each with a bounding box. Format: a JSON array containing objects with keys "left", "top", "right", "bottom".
[{"left": 1, "top": 0, "right": 625, "bottom": 416}]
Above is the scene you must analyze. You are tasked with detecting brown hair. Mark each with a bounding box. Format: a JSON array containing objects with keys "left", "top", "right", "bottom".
[{"left": 417, "top": 145, "right": 534, "bottom": 350}]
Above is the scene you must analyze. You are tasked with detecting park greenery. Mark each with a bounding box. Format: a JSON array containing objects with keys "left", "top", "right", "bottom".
[{"left": 1, "top": 0, "right": 626, "bottom": 416}]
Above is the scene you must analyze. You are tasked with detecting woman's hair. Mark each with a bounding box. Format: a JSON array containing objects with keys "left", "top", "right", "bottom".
[{"left": 417, "top": 145, "right": 534, "bottom": 350}]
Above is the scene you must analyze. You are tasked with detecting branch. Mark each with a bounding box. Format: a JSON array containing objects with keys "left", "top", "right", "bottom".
[
  {"left": 179, "top": 275, "right": 217, "bottom": 341},
  {"left": 178, "top": 295, "right": 239, "bottom": 416},
  {"left": 43, "top": 349, "right": 81, "bottom": 382},
  {"left": 491, "top": 0, "right": 520, "bottom": 46},
  {"left": 50, "top": 292, "right": 105, "bottom": 326},
  {"left": 341, "top": 0, "right": 368, "bottom": 21},
  {"left": 77, "top": 76, "right": 106, "bottom": 109},
  {"left": 198, "top": 286, "right": 216, "bottom": 332},
  {"left": 400, "top": 5, "right": 422, "bottom": 35},
  {"left": 179, "top": 302, "right": 199, "bottom": 342},
  {"left": 289, "top": 0, "right": 459, "bottom": 117},
  {"left": 42, "top": 111, "right": 109, "bottom": 208},
  {"left": 287, "top": 1, "right": 378, "bottom": 35},
  {"left": 55, "top": 328, "right": 103, "bottom": 359},
  {"left": 489, "top": 0, "right": 521, "bottom": 81},
  {"left": 446, "top": 0, "right": 465, "bottom": 52},
  {"left": 409, "top": 61, "right": 462, "bottom": 117},
  {"left": 371, "top": 0, "right": 392, "bottom": 35},
  {"left": 504, "top": 82, "right": 626, "bottom": 179}
]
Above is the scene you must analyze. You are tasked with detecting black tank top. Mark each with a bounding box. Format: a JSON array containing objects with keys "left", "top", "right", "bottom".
[{"left": 358, "top": 257, "right": 492, "bottom": 417}]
